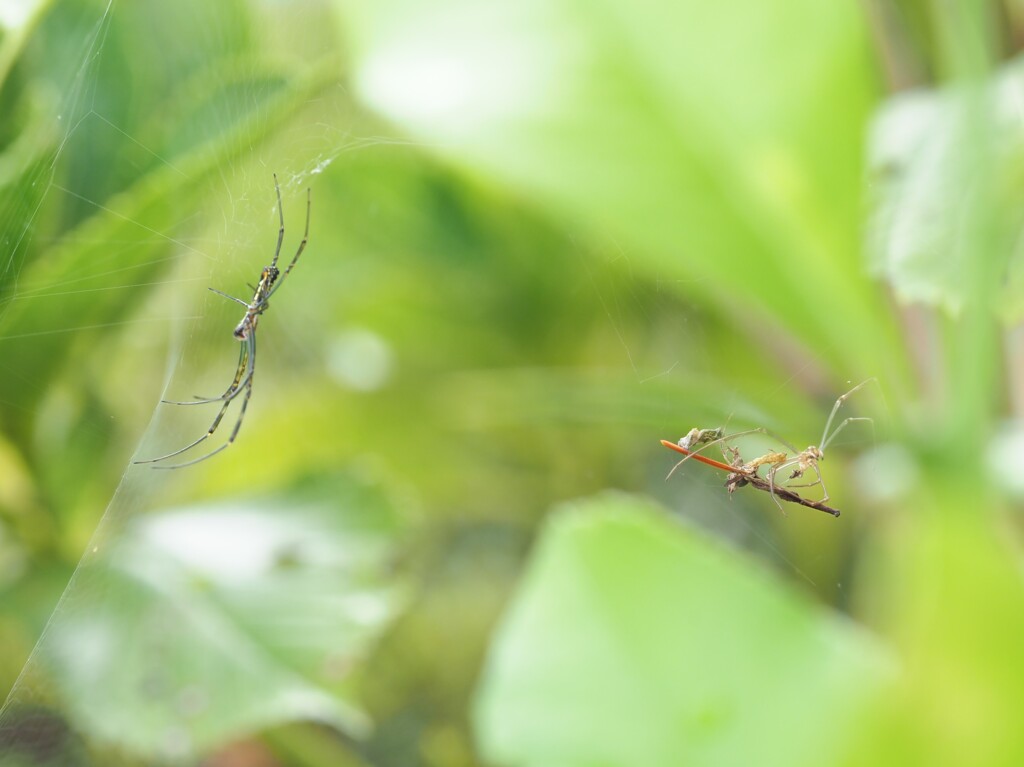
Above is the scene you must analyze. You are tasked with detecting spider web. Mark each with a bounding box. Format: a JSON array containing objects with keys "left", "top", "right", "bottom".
[{"left": 0, "top": 2, "right": 410, "bottom": 764}]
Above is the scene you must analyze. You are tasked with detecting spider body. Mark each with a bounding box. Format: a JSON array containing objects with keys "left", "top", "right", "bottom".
[
  {"left": 136, "top": 175, "right": 309, "bottom": 469},
  {"left": 742, "top": 450, "right": 787, "bottom": 474},
  {"left": 787, "top": 445, "right": 823, "bottom": 481},
  {"left": 233, "top": 265, "right": 279, "bottom": 340}
]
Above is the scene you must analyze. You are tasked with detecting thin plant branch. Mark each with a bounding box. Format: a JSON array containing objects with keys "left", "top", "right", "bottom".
[{"left": 723, "top": 471, "right": 841, "bottom": 518}]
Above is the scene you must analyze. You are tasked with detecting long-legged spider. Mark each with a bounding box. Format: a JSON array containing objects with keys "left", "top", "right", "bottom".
[
  {"left": 135, "top": 175, "right": 309, "bottom": 469},
  {"left": 670, "top": 379, "right": 876, "bottom": 511}
]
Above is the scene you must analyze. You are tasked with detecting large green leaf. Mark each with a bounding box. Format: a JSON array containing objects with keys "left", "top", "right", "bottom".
[
  {"left": 337, "top": 0, "right": 894, "bottom": 375},
  {"left": 7, "top": 472, "right": 408, "bottom": 762},
  {"left": 474, "top": 494, "right": 891, "bottom": 767}
]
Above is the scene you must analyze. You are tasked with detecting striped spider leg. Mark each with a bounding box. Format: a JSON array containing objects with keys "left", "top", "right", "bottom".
[{"left": 135, "top": 175, "right": 310, "bottom": 469}]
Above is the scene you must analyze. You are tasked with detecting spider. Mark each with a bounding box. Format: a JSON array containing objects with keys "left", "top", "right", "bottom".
[
  {"left": 135, "top": 175, "right": 310, "bottom": 469},
  {"left": 668, "top": 379, "right": 876, "bottom": 511}
]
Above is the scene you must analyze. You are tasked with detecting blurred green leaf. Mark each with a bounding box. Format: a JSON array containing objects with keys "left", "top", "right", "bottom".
[
  {"left": 867, "top": 55, "right": 1024, "bottom": 319},
  {"left": 474, "top": 494, "right": 891, "bottom": 767},
  {"left": 24, "top": 472, "right": 408, "bottom": 761},
  {"left": 849, "top": 501, "right": 1024, "bottom": 767},
  {"left": 0, "top": 0, "right": 52, "bottom": 89},
  {"left": 338, "top": 0, "right": 896, "bottom": 375}
]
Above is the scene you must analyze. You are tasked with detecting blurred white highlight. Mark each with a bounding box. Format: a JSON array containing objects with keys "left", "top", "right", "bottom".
[
  {"left": 327, "top": 328, "right": 393, "bottom": 392},
  {"left": 353, "top": 4, "right": 567, "bottom": 142},
  {"left": 0, "top": 0, "right": 33, "bottom": 28},
  {"left": 851, "top": 442, "right": 920, "bottom": 504},
  {"left": 987, "top": 421, "right": 1024, "bottom": 498}
]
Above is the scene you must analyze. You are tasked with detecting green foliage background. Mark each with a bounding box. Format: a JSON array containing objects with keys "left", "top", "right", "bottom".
[{"left": 1, "top": 0, "right": 1023, "bottom": 765}]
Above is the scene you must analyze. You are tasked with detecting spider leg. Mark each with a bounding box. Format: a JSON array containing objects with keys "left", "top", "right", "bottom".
[
  {"left": 135, "top": 335, "right": 256, "bottom": 467},
  {"left": 269, "top": 173, "right": 286, "bottom": 270},
  {"left": 150, "top": 380, "right": 256, "bottom": 469},
  {"left": 146, "top": 442, "right": 231, "bottom": 469},
  {"left": 819, "top": 378, "right": 877, "bottom": 449},
  {"left": 136, "top": 383, "right": 240, "bottom": 463},
  {"left": 781, "top": 462, "right": 827, "bottom": 500},
  {"left": 208, "top": 287, "right": 250, "bottom": 308},
  {"left": 278, "top": 187, "right": 309, "bottom": 282},
  {"left": 160, "top": 288, "right": 252, "bottom": 405},
  {"left": 133, "top": 419, "right": 225, "bottom": 464},
  {"left": 770, "top": 454, "right": 819, "bottom": 514},
  {"left": 260, "top": 187, "right": 309, "bottom": 305},
  {"left": 151, "top": 338, "right": 257, "bottom": 469},
  {"left": 161, "top": 342, "right": 250, "bottom": 405},
  {"left": 812, "top": 462, "right": 828, "bottom": 502},
  {"left": 820, "top": 416, "right": 873, "bottom": 452},
  {"left": 720, "top": 442, "right": 744, "bottom": 468},
  {"left": 767, "top": 459, "right": 802, "bottom": 515},
  {"left": 227, "top": 370, "right": 255, "bottom": 443}
]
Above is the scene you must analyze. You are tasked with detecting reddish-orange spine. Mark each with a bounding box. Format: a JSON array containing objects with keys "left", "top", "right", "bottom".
[{"left": 660, "top": 439, "right": 737, "bottom": 473}]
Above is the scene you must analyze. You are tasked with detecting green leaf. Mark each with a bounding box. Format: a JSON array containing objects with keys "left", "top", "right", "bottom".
[
  {"left": 337, "top": 0, "right": 892, "bottom": 374},
  {"left": 474, "top": 494, "right": 891, "bottom": 767},
  {"left": 867, "top": 55, "right": 1024, "bottom": 319},
  {"left": 24, "top": 472, "right": 407, "bottom": 761}
]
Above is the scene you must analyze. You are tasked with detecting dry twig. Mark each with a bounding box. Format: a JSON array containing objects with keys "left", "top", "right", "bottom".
[{"left": 723, "top": 471, "right": 841, "bottom": 517}]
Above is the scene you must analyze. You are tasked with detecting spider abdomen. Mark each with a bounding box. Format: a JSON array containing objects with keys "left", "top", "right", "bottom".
[{"left": 261, "top": 266, "right": 280, "bottom": 290}]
